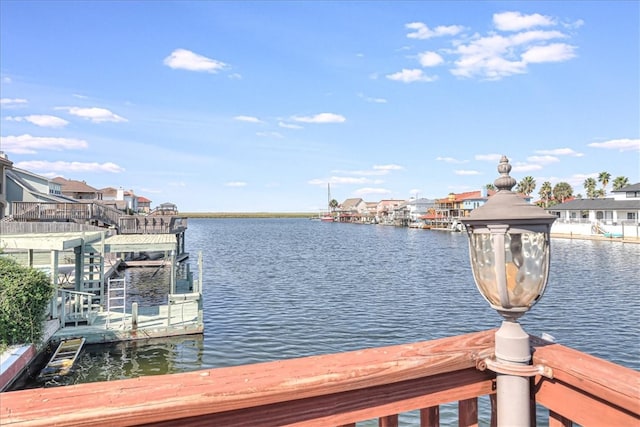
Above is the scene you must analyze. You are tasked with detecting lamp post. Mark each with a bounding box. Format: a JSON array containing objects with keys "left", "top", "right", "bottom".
[{"left": 461, "top": 156, "right": 556, "bottom": 426}]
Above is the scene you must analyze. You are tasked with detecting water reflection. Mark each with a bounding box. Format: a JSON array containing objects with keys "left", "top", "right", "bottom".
[{"left": 16, "top": 336, "right": 204, "bottom": 390}]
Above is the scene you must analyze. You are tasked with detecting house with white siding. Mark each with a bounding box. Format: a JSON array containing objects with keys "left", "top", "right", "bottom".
[{"left": 549, "top": 183, "right": 640, "bottom": 238}]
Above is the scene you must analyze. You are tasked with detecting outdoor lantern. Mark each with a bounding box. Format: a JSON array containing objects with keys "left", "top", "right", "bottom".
[
  {"left": 462, "top": 155, "right": 557, "bottom": 427},
  {"left": 462, "top": 155, "right": 556, "bottom": 320}
]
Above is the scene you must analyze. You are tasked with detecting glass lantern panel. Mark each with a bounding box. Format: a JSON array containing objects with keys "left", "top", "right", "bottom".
[
  {"left": 469, "top": 231, "right": 549, "bottom": 309},
  {"left": 469, "top": 233, "right": 500, "bottom": 305},
  {"left": 504, "top": 232, "right": 549, "bottom": 307}
]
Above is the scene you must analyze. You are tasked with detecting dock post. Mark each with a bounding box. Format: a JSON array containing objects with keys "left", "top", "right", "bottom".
[{"left": 131, "top": 302, "right": 138, "bottom": 330}]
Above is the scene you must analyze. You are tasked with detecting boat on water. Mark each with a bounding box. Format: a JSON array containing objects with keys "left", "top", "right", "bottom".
[
  {"left": 321, "top": 183, "right": 335, "bottom": 222},
  {"left": 320, "top": 214, "right": 334, "bottom": 222}
]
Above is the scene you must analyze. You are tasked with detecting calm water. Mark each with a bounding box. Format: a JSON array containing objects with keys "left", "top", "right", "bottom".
[{"left": 12, "top": 219, "right": 640, "bottom": 421}]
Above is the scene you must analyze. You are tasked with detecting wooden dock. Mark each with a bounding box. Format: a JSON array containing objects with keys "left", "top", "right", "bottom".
[{"left": 52, "top": 298, "right": 203, "bottom": 345}]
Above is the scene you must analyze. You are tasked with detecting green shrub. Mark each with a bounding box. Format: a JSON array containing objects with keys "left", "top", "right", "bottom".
[{"left": 0, "top": 257, "right": 54, "bottom": 350}]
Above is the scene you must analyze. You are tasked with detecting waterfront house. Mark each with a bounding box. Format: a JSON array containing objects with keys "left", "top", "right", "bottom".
[
  {"left": 137, "top": 196, "right": 152, "bottom": 213},
  {"left": 338, "top": 198, "right": 368, "bottom": 222},
  {"left": 394, "top": 197, "right": 436, "bottom": 225},
  {"left": 0, "top": 152, "right": 13, "bottom": 218},
  {"left": 548, "top": 182, "right": 640, "bottom": 239},
  {"left": 549, "top": 182, "right": 640, "bottom": 224},
  {"left": 376, "top": 199, "right": 405, "bottom": 224},
  {"left": 53, "top": 177, "right": 102, "bottom": 200},
  {"left": 4, "top": 167, "right": 73, "bottom": 209}
]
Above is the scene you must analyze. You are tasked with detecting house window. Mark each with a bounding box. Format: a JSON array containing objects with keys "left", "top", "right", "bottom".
[{"left": 628, "top": 212, "right": 637, "bottom": 220}]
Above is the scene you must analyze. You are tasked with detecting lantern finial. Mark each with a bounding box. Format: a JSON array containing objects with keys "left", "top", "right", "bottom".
[{"left": 494, "top": 155, "right": 516, "bottom": 192}]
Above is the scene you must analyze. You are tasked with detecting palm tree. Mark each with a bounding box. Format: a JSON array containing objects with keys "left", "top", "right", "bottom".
[
  {"left": 485, "top": 183, "right": 496, "bottom": 192},
  {"left": 516, "top": 176, "right": 536, "bottom": 196},
  {"left": 539, "top": 181, "right": 552, "bottom": 208},
  {"left": 612, "top": 176, "right": 629, "bottom": 191},
  {"left": 598, "top": 171, "right": 611, "bottom": 197},
  {"left": 583, "top": 177, "right": 597, "bottom": 198},
  {"left": 329, "top": 199, "right": 339, "bottom": 213},
  {"left": 553, "top": 182, "right": 573, "bottom": 204}
]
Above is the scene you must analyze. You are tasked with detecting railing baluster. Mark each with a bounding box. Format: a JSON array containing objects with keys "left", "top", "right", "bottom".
[
  {"left": 379, "top": 414, "right": 398, "bottom": 427},
  {"left": 458, "top": 398, "right": 478, "bottom": 427},
  {"left": 549, "top": 411, "right": 572, "bottom": 427},
  {"left": 420, "top": 406, "right": 439, "bottom": 426}
]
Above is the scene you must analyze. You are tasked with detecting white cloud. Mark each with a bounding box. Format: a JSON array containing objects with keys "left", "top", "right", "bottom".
[
  {"left": 16, "top": 160, "right": 124, "bottom": 173},
  {"left": 278, "top": 122, "right": 303, "bottom": 129},
  {"left": 386, "top": 69, "right": 438, "bottom": 83},
  {"left": 418, "top": 51, "right": 445, "bottom": 67},
  {"left": 57, "top": 106, "right": 127, "bottom": 123},
  {"left": 526, "top": 155, "right": 560, "bottom": 164},
  {"left": 493, "top": 11, "right": 556, "bottom": 32},
  {"left": 0, "top": 134, "right": 88, "bottom": 154},
  {"left": 6, "top": 115, "right": 69, "bottom": 128},
  {"left": 406, "top": 22, "right": 464, "bottom": 39},
  {"left": 588, "top": 138, "right": 640, "bottom": 152},
  {"left": 225, "top": 181, "right": 247, "bottom": 187},
  {"left": 373, "top": 164, "right": 404, "bottom": 172},
  {"left": 436, "top": 156, "right": 468, "bottom": 164},
  {"left": 512, "top": 163, "right": 543, "bottom": 172},
  {"left": 535, "top": 148, "right": 584, "bottom": 157},
  {"left": 454, "top": 170, "right": 481, "bottom": 176},
  {"left": 331, "top": 176, "right": 376, "bottom": 185},
  {"left": 354, "top": 187, "right": 393, "bottom": 196},
  {"left": 475, "top": 154, "right": 503, "bottom": 162},
  {"left": 256, "top": 131, "right": 284, "bottom": 138},
  {"left": 358, "top": 93, "right": 387, "bottom": 103},
  {"left": 291, "top": 113, "right": 346, "bottom": 123},
  {"left": 451, "top": 27, "right": 575, "bottom": 79},
  {"left": 521, "top": 43, "right": 576, "bottom": 63},
  {"left": 164, "top": 48, "right": 227, "bottom": 73},
  {"left": 234, "top": 115, "right": 263, "bottom": 123},
  {"left": 309, "top": 175, "right": 384, "bottom": 185},
  {"left": 0, "top": 98, "right": 28, "bottom": 108}
]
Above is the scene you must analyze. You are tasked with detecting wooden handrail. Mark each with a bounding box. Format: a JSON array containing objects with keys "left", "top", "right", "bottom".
[
  {"left": 1, "top": 330, "right": 638, "bottom": 426},
  {"left": 531, "top": 337, "right": 639, "bottom": 426},
  {"left": 0, "top": 330, "right": 496, "bottom": 426},
  {"left": 9, "top": 202, "right": 187, "bottom": 235}
]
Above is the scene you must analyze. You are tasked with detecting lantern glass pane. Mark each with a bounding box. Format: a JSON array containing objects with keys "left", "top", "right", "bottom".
[
  {"left": 469, "top": 231, "right": 549, "bottom": 309},
  {"left": 469, "top": 233, "right": 500, "bottom": 305},
  {"left": 505, "top": 232, "right": 549, "bottom": 307}
]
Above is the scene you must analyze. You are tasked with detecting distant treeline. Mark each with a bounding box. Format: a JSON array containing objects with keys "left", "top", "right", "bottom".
[{"left": 182, "top": 212, "right": 315, "bottom": 219}]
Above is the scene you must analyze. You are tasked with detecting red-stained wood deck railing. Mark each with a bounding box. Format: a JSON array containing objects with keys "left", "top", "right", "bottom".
[{"left": 1, "top": 329, "right": 638, "bottom": 426}]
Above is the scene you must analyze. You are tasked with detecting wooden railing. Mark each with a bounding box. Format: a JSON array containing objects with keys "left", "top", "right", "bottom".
[
  {"left": 118, "top": 216, "right": 188, "bottom": 234},
  {"left": 11, "top": 202, "right": 91, "bottom": 222},
  {"left": 1, "top": 330, "right": 637, "bottom": 426},
  {"left": 10, "top": 202, "right": 187, "bottom": 235},
  {"left": 57, "top": 289, "right": 98, "bottom": 328}
]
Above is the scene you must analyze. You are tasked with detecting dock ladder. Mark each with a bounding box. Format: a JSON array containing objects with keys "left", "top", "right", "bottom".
[
  {"left": 106, "top": 277, "right": 127, "bottom": 328},
  {"left": 38, "top": 338, "right": 85, "bottom": 379}
]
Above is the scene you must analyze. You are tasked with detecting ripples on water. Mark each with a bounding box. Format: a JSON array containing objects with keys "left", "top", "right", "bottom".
[{"left": 14, "top": 219, "right": 639, "bottom": 422}]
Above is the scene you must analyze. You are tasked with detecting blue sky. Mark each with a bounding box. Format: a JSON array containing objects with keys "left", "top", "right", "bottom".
[{"left": 1, "top": 1, "right": 638, "bottom": 212}]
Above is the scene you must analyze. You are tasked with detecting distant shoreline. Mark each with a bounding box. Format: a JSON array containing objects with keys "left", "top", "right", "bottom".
[{"left": 183, "top": 212, "right": 315, "bottom": 219}]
